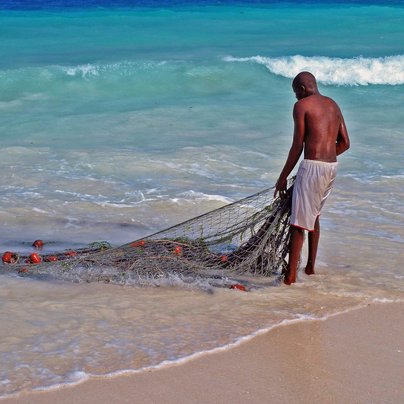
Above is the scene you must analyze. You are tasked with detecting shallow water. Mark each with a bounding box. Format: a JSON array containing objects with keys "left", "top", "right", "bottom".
[{"left": 0, "top": 0, "right": 403, "bottom": 398}]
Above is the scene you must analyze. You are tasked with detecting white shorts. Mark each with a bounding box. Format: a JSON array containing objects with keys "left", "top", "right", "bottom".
[{"left": 291, "top": 159, "right": 338, "bottom": 232}]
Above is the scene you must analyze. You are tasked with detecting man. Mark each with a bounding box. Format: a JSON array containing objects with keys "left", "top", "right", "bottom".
[{"left": 274, "top": 71, "right": 350, "bottom": 285}]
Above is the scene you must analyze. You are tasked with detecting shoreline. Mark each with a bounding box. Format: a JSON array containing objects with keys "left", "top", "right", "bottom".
[{"left": 2, "top": 301, "right": 403, "bottom": 404}]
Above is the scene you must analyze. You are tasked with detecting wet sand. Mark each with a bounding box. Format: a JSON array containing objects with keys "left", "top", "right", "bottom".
[{"left": 3, "top": 302, "right": 403, "bottom": 404}]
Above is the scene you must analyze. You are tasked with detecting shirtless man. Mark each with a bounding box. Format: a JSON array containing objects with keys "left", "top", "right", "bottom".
[{"left": 274, "top": 72, "right": 350, "bottom": 285}]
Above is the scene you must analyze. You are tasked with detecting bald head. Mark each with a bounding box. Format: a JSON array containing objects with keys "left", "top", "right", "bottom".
[
  {"left": 292, "top": 72, "right": 319, "bottom": 99},
  {"left": 292, "top": 71, "right": 318, "bottom": 90}
]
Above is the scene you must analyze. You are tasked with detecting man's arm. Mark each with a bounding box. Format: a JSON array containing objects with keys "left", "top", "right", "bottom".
[
  {"left": 336, "top": 115, "right": 350, "bottom": 156},
  {"left": 274, "top": 102, "right": 305, "bottom": 197}
]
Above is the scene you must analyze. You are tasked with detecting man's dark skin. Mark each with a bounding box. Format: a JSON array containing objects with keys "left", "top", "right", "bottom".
[{"left": 275, "top": 71, "right": 350, "bottom": 285}]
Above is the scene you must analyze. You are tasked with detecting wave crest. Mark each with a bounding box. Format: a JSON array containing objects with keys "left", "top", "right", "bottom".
[
  {"left": 223, "top": 55, "right": 404, "bottom": 86},
  {"left": 62, "top": 60, "right": 168, "bottom": 78}
]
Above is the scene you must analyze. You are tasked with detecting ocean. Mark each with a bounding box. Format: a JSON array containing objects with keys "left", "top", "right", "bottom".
[{"left": 0, "top": 0, "right": 403, "bottom": 398}]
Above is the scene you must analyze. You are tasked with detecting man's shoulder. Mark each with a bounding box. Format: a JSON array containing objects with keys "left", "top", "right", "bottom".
[
  {"left": 321, "top": 94, "right": 338, "bottom": 105},
  {"left": 298, "top": 94, "right": 339, "bottom": 110},
  {"left": 294, "top": 95, "right": 317, "bottom": 112}
]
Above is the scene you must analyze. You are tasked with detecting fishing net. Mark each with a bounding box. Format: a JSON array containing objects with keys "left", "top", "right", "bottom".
[{"left": 2, "top": 181, "right": 294, "bottom": 289}]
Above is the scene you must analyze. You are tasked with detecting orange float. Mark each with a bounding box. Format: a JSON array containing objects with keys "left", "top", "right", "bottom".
[
  {"left": 45, "top": 255, "right": 58, "bottom": 262},
  {"left": 229, "top": 284, "right": 246, "bottom": 292},
  {"left": 174, "top": 245, "right": 182, "bottom": 255},
  {"left": 28, "top": 253, "right": 42, "bottom": 264},
  {"left": 32, "top": 240, "right": 44, "bottom": 249},
  {"left": 2, "top": 251, "right": 18, "bottom": 264},
  {"left": 65, "top": 250, "right": 77, "bottom": 257},
  {"left": 131, "top": 240, "right": 145, "bottom": 247},
  {"left": 220, "top": 255, "right": 228, "bottom": 263}
]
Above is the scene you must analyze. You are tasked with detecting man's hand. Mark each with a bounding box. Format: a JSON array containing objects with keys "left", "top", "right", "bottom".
[{"left": 274, "top": 177, "right": 287, "bottom": 198}]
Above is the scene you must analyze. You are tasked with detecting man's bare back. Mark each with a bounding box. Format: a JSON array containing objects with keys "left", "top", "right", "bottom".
[
  {"left": 295, "top": 94, "right": 346, "bottom": 162},
  {"left": 274, "top": 71, "right": 350, "bottom": 285}
]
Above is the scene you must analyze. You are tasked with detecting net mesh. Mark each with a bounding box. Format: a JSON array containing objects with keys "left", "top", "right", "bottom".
[{"left": 2, "top": 181, "right": 293, "bottom": 288}]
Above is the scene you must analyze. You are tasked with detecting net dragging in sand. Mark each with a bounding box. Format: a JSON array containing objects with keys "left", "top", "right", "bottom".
[{"left": 2, "top": 181, "right": 293, "bottom": 288}]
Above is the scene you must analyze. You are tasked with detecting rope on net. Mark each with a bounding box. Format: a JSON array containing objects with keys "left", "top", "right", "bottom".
[{"left": 1, "top": 181, "right": 294, "bottom": 288}]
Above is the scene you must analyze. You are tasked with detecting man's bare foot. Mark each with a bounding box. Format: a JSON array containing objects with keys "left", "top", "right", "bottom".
[
  {"left": 283, "top": 271, "right": 296, "bottom": 285},
  {"left": 304, "top": 264, "right": 315, "bottom": 275}
]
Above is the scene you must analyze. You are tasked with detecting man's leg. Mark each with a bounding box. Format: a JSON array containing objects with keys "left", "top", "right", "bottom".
[
  {"left": 305, "top": 216, "right": 320, "bottom": 275},
  {"left": 284, "top": 225, "right": 304, "bottom": 285}
]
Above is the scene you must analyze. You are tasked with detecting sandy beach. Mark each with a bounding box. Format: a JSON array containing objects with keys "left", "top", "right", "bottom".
[{"left": 3, "top": 301, "right": 403, "bottom": 404}]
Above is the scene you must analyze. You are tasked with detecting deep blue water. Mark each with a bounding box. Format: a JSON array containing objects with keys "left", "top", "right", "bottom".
[{"left": 2, "top": 0, "right": 404, "bottom": 10}]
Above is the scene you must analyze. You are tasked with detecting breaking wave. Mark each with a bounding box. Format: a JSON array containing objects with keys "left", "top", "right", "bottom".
[{"left": 223, "top": 55, "right": 404, "bottom": 86}]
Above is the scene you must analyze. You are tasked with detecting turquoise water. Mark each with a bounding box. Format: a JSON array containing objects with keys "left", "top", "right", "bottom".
[{"left": 0, "top": 1, "right": 403, "bottom": 398}]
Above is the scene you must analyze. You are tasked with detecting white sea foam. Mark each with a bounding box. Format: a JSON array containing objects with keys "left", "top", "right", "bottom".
[
  {"left": 62, "top": 61, "right": 168, "bottom": 79},
  {"left": 19, "top": 304, "right": 372, "bottom": 398},
  {"left": 372, "top": 297, "right": 404, "bottom": 304},
  {"left": 174, "top": 190, "right": 233, "bottom": 204},
  {"left": 33, "top": 371, "right": 90, "bottom": 393},
  {"left": 32, "top": 207, "right": 48, "bottom": 214},
  {"left": 65, "top": 64, "right": 100, "bottom": 78},
  {"left": 223, "top": 55, "right": 404, "bottom": 86}
]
